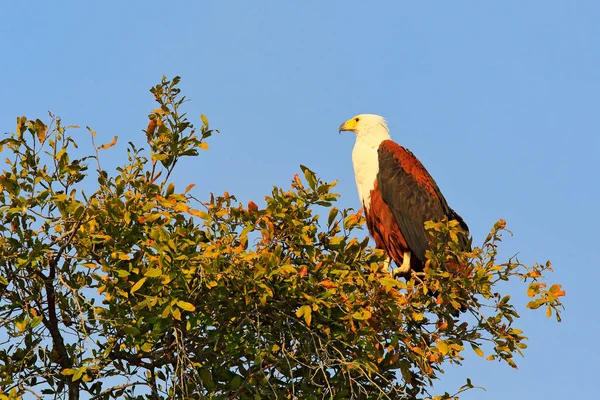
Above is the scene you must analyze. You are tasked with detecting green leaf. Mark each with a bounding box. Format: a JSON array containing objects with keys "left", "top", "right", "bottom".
[
  {"left": 230, "top": 375, "right": 242, "bottom": 390},
  {"left": 199, "top": 369, "right": 215, "bottom": 390},
  {"left": 328, "top": 207, "right": 339, "bottom": 227},
  {"left": 123, "top": 326, "right": 140, "bottom": 336},
  {"left": 300, "top": 165, "right": 317, "bottom": 190},
  {"left": 72, "top": 366, "right": 87, "bottom": 382}
]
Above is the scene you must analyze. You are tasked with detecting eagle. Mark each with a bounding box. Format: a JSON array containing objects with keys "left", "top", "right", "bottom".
[{"left": 339, "top": 114, "right": 469, "bottom": 277}]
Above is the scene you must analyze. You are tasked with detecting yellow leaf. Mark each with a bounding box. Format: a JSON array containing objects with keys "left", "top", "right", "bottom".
[
  {"left": 199, "top": 142, "right": 209, "bottom": 150},
  {"left": 61, "top": 368, "right": 76, "bottom": 376},
  {"left": 472, "top": 344, "right": 484, "bottom": 357},
  {"left": 437, "top": 340, "right": 449, "bottom": 355},
  {"left": 304, "top": 307, "right": 312, "bottom": 326},
  {"left": 141, "top": 342, "right": 153, "bottom": 352},
  {"left": 189, "top": 209, "right": 208, "bottom": 219},
  {"left": 296, "top": 305, "right": 312, "bottom": 326},
  {"left": 352, "top": 309, "right": 372, "bottom": 321},
  {"left": 177, "top": 300, "right": 196, "bottom": 312},
  {"left": 172, "top": 308, "right": 182, "bottom": 321},
  {"left": 144, "top": 268, "right": 162, "bottom": 278},
  {"left": 130, "top": 277, "right": 147, "bottom": 294},
  {"left": 174, "top": 203, "right": 189, "bottom": 212},
  {"left": 15, "top": 319, "right": 27, "bottom": 333}
]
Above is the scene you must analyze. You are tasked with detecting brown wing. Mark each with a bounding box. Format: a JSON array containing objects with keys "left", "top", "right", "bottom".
[{"left": 377, "top": 140, "right": 469, "bottom": 267}]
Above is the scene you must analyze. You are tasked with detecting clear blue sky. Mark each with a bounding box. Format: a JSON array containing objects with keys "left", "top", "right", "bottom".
[{"left": 2, "top": 1, "right": 597, "bottom": 398}]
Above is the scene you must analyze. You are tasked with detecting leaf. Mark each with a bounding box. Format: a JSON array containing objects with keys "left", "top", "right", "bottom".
[
  {"left": 328, "top": 207, "right": 339, "bottom": 227},
  {"left": 526, "top": 300, "right": 543, "bottom": 310},
  {"left": 201, "top": 114, "right": 209, "bottom": 127},
  {"left": 437, "top": 340, "right": 449, "bottom": 355},
  {"left": 230, "top": 375, "right": 242, "bottom": 390},
  {"left": 299, "top": 266, "right": 307, "bottom": 278},
  {"left": 53, "top": 193, "right": 68, "bottom": 202},
  {"left": 172, "top": 308, "right": 182, "bottom": 320},
  {"left": 378, "top": 277, "right": 399, "bottom": 291},
  {"left": 319, "top": 280, "right": 336, "bottom": 289},
  {"left": 199, "top": 142, "right": 209, "bottom": 150},
  {"left": 352, "top": 309, "right": 372, "bottom": 321},
  {"left": 300, "top": 165, "right": 317, "bottom": 190},
  {"left": 199, "top": 368, "right": 215, "bottom": 390},
  {"left": 141, "top": 342, "right": 153, "bottom": 353},
  {"left": 189, "top": 209, "right": 209, "bottom": 219},
  {"left": 296, "top": 305, "right": 312, "bottom": 326},
  {"left": 35, "top": 119, "right": 47, "bottom": 142},
  {"left": 130, "top": 277, "right": 147, "bottom": 294},
  {"left": 30, "top": 316, "right": 43, "bottom": 329},
  {"left": 174, "top": 202, "right": 190, "bottom": 212},
  {"left": 471, "top": 344, "right": 484, "bottom": 357},
  {"left": 61, "top": 368, "right": 76, "bottom": 376},
  {"left": 72, "top": 366, "right": 87, "bottom": 382},
  {"left": 166, "top": 182, "right": 175, "bottom": 196},
  {"left": 549, "top": 284, "right": 566, "bottom": 297},
  {"left": 144, "top": 268, "right": 162, "bottom": 278},
  {"left": 177, "top": 300, "right": 196, "bottom": 312},
  {"left": 99, "top": 136, "right": 118, "bottom": 150}
]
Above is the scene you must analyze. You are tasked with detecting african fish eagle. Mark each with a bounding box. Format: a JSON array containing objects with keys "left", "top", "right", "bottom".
[{"left": 339, "top": 114, "right": 469, "bottom": 277}]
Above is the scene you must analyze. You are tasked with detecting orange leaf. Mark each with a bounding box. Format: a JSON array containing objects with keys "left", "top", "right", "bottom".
[
  {"left": 320, "top": 280, "right": 337, "bottom": 289},
  {"left": 146, "top": 119, "right": 157, "bottom": 136},
  {"left": 248, "top": 200, "right": 258, "bottom": 214},
  {"left": 293, "top": 173, "right": 303, "bottom": 188},
  {"left": 99, "top": 136, "right": 118, "bottom": 150},
  {"left": 299, "top": 266, "right": 307, "bottom": 278}
]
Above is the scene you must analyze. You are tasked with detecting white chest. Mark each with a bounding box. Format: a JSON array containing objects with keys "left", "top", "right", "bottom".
[{"left": 351, "top": 140, "right": 380, "bottom": 209}]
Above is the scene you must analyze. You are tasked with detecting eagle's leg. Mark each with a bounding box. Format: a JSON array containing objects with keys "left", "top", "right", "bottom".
[
  {"left": 392, "top": 251, "right": 412, "bottom": 277},
  {"left": 382, "top": 257, "right": 391, "bottom": 272}
]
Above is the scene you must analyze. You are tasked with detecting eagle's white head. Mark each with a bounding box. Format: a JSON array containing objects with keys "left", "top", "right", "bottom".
[
  {"left": 339, "top": 114, "right": 391, "bottom": 209},
  {"left": 339, "top": 114, "right": 391, "bottom": 148}
]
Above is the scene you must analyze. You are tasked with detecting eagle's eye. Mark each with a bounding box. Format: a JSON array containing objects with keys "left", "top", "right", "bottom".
[{"left": 355, "top": 117, "right": 359, "bottom": 122}]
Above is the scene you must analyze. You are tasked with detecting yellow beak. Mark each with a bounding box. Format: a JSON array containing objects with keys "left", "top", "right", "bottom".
[{"left": 339, "top": 118, "right": 358, "bottom": 133}]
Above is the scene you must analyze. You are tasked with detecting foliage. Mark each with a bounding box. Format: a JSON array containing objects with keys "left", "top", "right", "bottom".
[{"left": 0, "top": 77, "right": 564, "bottom": 399}]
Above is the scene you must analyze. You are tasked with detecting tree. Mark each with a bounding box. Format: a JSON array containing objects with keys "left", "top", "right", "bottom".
[{"left": 0, "top": 77, "right": 564, "bottom": 400}]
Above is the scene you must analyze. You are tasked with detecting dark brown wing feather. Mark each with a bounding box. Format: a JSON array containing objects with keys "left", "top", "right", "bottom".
[{"left": 377, "top": 140, "right": 469, "bottom": 267}]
